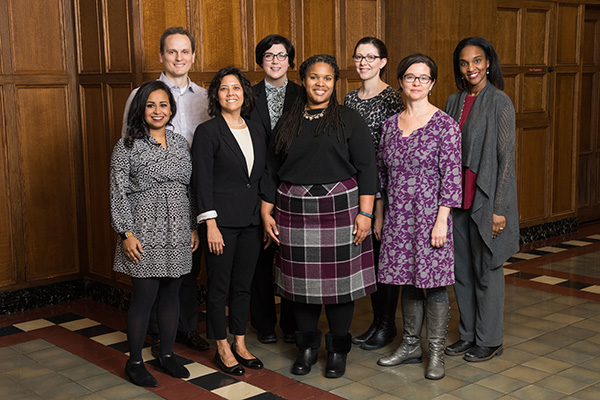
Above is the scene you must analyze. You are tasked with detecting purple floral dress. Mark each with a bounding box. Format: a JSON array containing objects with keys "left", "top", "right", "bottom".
[{"left": 378, "top": 110, "right": 462, "bottom": 288}]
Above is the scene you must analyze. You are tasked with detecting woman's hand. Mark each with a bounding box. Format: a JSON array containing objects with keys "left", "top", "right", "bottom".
[
  {"left": 431, "top": 220, "right": 448, "bottom": 248},
  {"left": 206, "top": 220, "right": 225, "bottom": 255},
  {"left": 353, "top": 214, "right": 372, "bottom": 245},
  {"left": 123, "top": 236, "right": 143, "bottom": 263},
  {"left": 492, "top": 213, "right": 506, "bottom": 238},
  {"left": 373, "top": 199, "right": 384, "bottom": 241},
  {"left": 262, "top": 213, "right": 280, "bottom": 246},
  {"left": 190, "top": 229, "right": 200, "bottom": 252}
]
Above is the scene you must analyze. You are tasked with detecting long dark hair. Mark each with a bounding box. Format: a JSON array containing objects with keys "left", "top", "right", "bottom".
[
  {"left": 207, "top": 66, "right": 255, "bottom": 118},
  {"left": 125, "top": 80, "right": 176, "bottom": 148},
  {"left": 452, "top": 36, "right": 504, "bottom": 91},
  {"left": 353, "top": 36, "right": 388, "bottom": 77},
  {"left": 274, "top": 54, "right": 345, "bottom": 154}
]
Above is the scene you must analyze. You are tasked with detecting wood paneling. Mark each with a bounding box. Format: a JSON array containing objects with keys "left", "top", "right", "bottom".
[
  {"left": 8, "top": 0, "right": 66, "bottom": 73},
  {"left": 0, "top": 87, "right": 15, "bottom": 287},
  {"left": 107, "top": 84, "right": 133, "bottom": 145},
  {"left": 74, "top": 0, "right": 103, "bottom": 74},
  {"left": 557, "top": 4, "right": 580, "bottom": 65},
  {"left": 142, "top": 0, "right": 188, "bottom": 72},
  {"left": 15, "top": 86, "right": 79, "bottom": 280},
  {"left": 102, "top": 0, "right": 132, "bottom": 73},
  {"left": 200, "top": 0, "right": 245, "bottom": 71},
  {"left": 523, "top": 8, "right": 551, "bottom": 65},
  {"left": 496, "top": 8, "right": 520, "bottom": 66},
  {"left": 522, "top": 74, "right": 547, "bottom": 113},
  {"left": 302, "top": 0, "right": 337, "bottom": 57},
  {"left": 253, "top": 0, "right": 293, "bottom": 68},
  {"left": 583, "top": 16, "right": 598, "bottom": 65},
  {"left": 519, "top": 127, "right": 549, "bottom": 222},
  {"left": 345, "top": 0, "right": 380, "bottom": 67}
]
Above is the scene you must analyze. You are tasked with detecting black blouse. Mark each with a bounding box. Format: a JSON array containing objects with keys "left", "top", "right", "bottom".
[{"left": 263, "top": 105, "right": 377, "bottom": 203}]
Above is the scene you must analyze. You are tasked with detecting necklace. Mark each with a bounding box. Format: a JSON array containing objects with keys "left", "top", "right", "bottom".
[
  {"left": 303, "top": 109, "right": 325, "bottom": 120},
  {"left": 224, "top": 117, "right": 245, "bottom": 127}
]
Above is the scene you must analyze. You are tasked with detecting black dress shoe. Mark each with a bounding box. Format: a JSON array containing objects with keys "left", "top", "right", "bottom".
[
  {"left": 214, "top": 351, "right": 245, "bottom": 375},
  {"left": 125, "top": 360, "right": 157, "bottom": 387},
  {"left": 257, "top": 330, "right": 277, "bottom": 344},
  {"left": 176, "top": 331, "right": 210, "bottom": 351},
  {"left": 464, "top": 345, "right": 503, "bottom": 362},
  {"left": 231, "top": 344, "right": 263, "bottom": 369},
  {"left": 283, "top": 332, "right": 296, "bottom": 344},
  {"left": 445, "top": 339, "right": 475, "bottom": 356},
  {"left": 158, "top": 354, "right": 190, "bottom": 378}
]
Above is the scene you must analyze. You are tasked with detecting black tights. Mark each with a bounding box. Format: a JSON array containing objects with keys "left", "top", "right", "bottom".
[
  {"left": 128, "top": 277, "right": 183, "bottom": 361},
  {"left": 294, "top": 301, "right": 354, "bottom": 336}
]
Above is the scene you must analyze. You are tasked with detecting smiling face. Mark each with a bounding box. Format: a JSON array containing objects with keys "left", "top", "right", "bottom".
[
  {"left": 458, "top": 45, "right": 490, "bottom": 94},
  {"left": 354, "top": 43, "right": 387, "bottom": 81},
  {"left": 399, "top": 62, "right": 435, "bottom": 103},
  {"left": 303, "top": 62, "right": 335, "bottom": 109},
  {"left": 262, "top": 43, "right": 290, "bottom": 86},
  {"left": 217, "top": 74, "right": 244, "bottom": 115},
  {"left": 144, "top": 89, "right": 172, "bottom": 132},
  {"left": 159, "top": 33, "right": 196, "bottom": 81}
]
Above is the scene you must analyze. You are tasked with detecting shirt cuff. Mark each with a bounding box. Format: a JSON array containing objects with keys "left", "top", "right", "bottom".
[{"left": 196, "top": 210, "right": 218, "bottom": 224}]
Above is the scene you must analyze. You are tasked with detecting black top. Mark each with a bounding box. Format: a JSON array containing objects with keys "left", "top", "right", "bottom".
[
  {"left": 249, "top": 80, "right": 302, "bottom": 139},
  {"left": 263, "top": 105, "right": 377, "bottom": 203}
]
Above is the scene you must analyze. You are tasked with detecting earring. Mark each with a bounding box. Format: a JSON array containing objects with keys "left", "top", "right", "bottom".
[{"left": 487, "top": 69, "right": 490, "bottom": 75}]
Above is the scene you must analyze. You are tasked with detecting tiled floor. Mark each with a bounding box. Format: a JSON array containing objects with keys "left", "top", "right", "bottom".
[{"left": 1, "top": 230, "right": 600, "bottom": 399}]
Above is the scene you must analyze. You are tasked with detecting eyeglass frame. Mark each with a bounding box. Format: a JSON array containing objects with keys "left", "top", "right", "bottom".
[
  {"left": 352, "top": 55, "right": 382, "bottom": 63},
  {"left": 402, "top": 74, "right": 433, "bottom": 84},
  {"left": 263, "top": 52, "right": 289, "bottom": 61}
]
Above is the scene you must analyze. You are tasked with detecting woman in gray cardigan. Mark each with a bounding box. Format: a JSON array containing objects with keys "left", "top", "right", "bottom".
[{"left": 444, "top": 37, "right": 519, "bottom": 362}]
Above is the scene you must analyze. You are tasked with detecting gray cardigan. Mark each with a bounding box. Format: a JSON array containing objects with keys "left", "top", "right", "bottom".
[{"left": 445, "top": 82, "right": 519, "bottom": 269}]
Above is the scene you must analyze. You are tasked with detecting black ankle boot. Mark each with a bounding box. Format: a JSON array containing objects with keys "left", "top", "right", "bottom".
[
  {"left": 362, "top": 284, "right": 399, "bottom": 350},
  {"left": 325, "top": 332, "right": 352, "bottom": 378},
  {"left": 291, "top": 330, "right": 321, "bottom": 375}
]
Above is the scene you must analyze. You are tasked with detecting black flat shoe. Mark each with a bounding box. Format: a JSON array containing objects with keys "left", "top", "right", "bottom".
[
  {"left": 158, "top": 354, "right": 190, "bottom": 378},
  {"left": 176, "top": 331, "right": 210, "bottom": 351},
  {"left": 257, "top": 331, "right": 277, "bottom": 344},
  {"left": 125, "top": 360, "right": 157, "bottom": 387},
  {"left": 283, "top": 332, "right": 296, "bottom": 344},
  {"left": 445, "top": 339, "right": 475, "bottom": 356},
  {"left": 214, "top": 351, "right": 245, "bottom": 375},
  {"left": 464, "top": 345, "right": 503, "bottom": 362},
  {"left": 231, "top": 344, "right": 263, "bottom": 369}
]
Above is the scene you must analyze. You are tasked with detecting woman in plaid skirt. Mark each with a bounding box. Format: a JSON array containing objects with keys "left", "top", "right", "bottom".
[{"left": 261, "top": 54, "right": 378, "bottom": 379}]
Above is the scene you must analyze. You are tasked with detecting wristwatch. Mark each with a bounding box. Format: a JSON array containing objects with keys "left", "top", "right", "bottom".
[{"left": 119, "top": 231, "right": 133, "bottom": 240}]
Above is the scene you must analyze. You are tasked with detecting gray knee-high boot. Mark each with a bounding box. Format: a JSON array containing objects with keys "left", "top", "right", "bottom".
[
  {"left": 425, "top": 300, "right": 450, "bottom": 380},
  {"left": 377, "top": 298, "right": 424, "bottom": 366}
]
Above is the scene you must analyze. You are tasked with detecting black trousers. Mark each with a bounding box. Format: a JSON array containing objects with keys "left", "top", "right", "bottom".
[
  {"left": 201, "top": 224, "right": 262, "bottom": 339},
  {"left": 294, "top": 301, "right": 355, "bottom": 336},
  {"left": 250, "top": 243, "right": 296, "bottom": 334},
  {"left": 148, "top": 243, "right": 202, "bottom": 335}
]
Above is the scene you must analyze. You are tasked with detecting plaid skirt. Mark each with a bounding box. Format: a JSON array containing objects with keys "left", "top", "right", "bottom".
[{"left": 274, "top": 177, "right": 376, "bottom": 304}]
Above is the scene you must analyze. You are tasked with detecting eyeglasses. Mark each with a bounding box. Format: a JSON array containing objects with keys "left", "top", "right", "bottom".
[
  {"left": 403, "top": 74, "right": 432, "bottom": 84},
  {"left": 263, "top": 52, "right": 288, "bottom": 61},
  {"left": 352, "top": 55, "right": 382, "bottom": 63}
]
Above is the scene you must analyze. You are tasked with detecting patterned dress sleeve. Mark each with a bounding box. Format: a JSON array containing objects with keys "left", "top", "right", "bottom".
[
  {"left": 493, "top": 98, "right": 517, "bottom": 215},
  {"left": 109, "top": 139, "right": 134, "bottom": 233},
  {"left": 377, "top": 118, "right": 391, "bottom": 195},
  {"left": 438, "top": 115, "right": 463, "bottom": 208}
]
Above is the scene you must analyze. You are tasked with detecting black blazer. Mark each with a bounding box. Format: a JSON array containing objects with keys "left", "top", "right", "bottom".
[
  {"left": 249, "top": 80, "right": 302, "bottom": 139},
  {"left": 192, "top": 115, "right": 267, "bottom": 227}
]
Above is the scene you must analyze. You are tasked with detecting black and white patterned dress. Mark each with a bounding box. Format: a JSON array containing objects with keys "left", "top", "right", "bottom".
[
  {"left": 344, "top": 85, "right": 404, "bottom": 152},
  {"left": 110, "top": 130, "right": 195, "bottom": 278}
]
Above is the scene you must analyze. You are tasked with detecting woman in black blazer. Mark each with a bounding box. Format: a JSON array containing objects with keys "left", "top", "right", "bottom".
[{"left": 192, "top": 67, "right": 267, "bottom": 376}]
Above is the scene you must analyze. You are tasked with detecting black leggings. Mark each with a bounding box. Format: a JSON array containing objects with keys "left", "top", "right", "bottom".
[
  {"left": 294, "top": 301, "right": 354, "bottom": 336},
  {"left": 128, "top": 276, "right": 183, "bottom": 361}
]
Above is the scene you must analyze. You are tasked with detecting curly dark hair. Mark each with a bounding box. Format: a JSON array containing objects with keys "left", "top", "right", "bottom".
[
  {"left": 452, "top": 36, "right": 504, "bottom": 91},
  {"left": 255, "top": 34, "right": 296, "bottom": 69},
  {"left": 124, "top": 80, "right": 176, "bottom": 148},
  {"left": 207, "top": 67, "right": 255, "bottom": 118},
  {"left": 274, "top": 54, "right": 345, "bottom": 154},
  {"left": 353, "top": 36, "right": 389, "bottom": 77}
]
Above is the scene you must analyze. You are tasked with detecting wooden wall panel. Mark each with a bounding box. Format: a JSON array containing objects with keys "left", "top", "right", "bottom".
[
  {"left": 522, "top": 74, "right": 546, "bottom": 113},
  {"left": 142, "top": 0, "right": 188, "bottom": 73},
  {"left": 523, "top": 8, "right": 550, "bottom": 65},
  {"left": 102, "top": 0, "right": 132, "bottom": 73},
  {"left": 75, "top": 0, "right": 102, "bottom": 74},
  {"left": 552, "top": 73, "right": 577, "bottom": 215},
  {"left": 8, "top": 0, "right": 66, "bottom": 73},
  {"left": 518, "top": 127, "right": 549, "bottom": 222},
  {"left": 302, "top": 0, "right": 337, "bottom": 57},
  {"left": 345, "top": 0, "right": 380, "bottom": 67},
  {"left": 504, "top": 74, "right": 518, "bottom": 111},
  {"left": 253, "top": 0, "right": 293, "bottom": 69},
  {"left": 496, "top": 8, "right": 520, "bottom": 66},
  {"left": 557, "top": 4, "right": 580, "bottom": 65},
  {"left": 107, "top": 84, "right": 133, "bottom": 146},
  {"left": 0, "top": 87, "right": 15, "bottom": 287},
  {"left": 583, "top": 17, "right": 598, "bottom": 65},
  {"left": 200, "top": 0, "right": 245, "bottom": 71},
  {"left": 15, "top": 86, "right": 79, "bottom": 280},
  {"left": 81, "top": 84, "right": 112, "bottom": 279}
]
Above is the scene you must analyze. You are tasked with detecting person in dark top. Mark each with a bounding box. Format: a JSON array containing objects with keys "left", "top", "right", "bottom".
[
  {"left": 261, "top": 54, "right": 377, "bottom": 379},
  {"left": 248, "top": 34, "right": 301, "bottom": 345}
]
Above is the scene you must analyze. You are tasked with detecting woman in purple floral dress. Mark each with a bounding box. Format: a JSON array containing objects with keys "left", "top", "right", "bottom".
[{"left": 376, "top": 54, "right": 462, "bottom": 380}]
